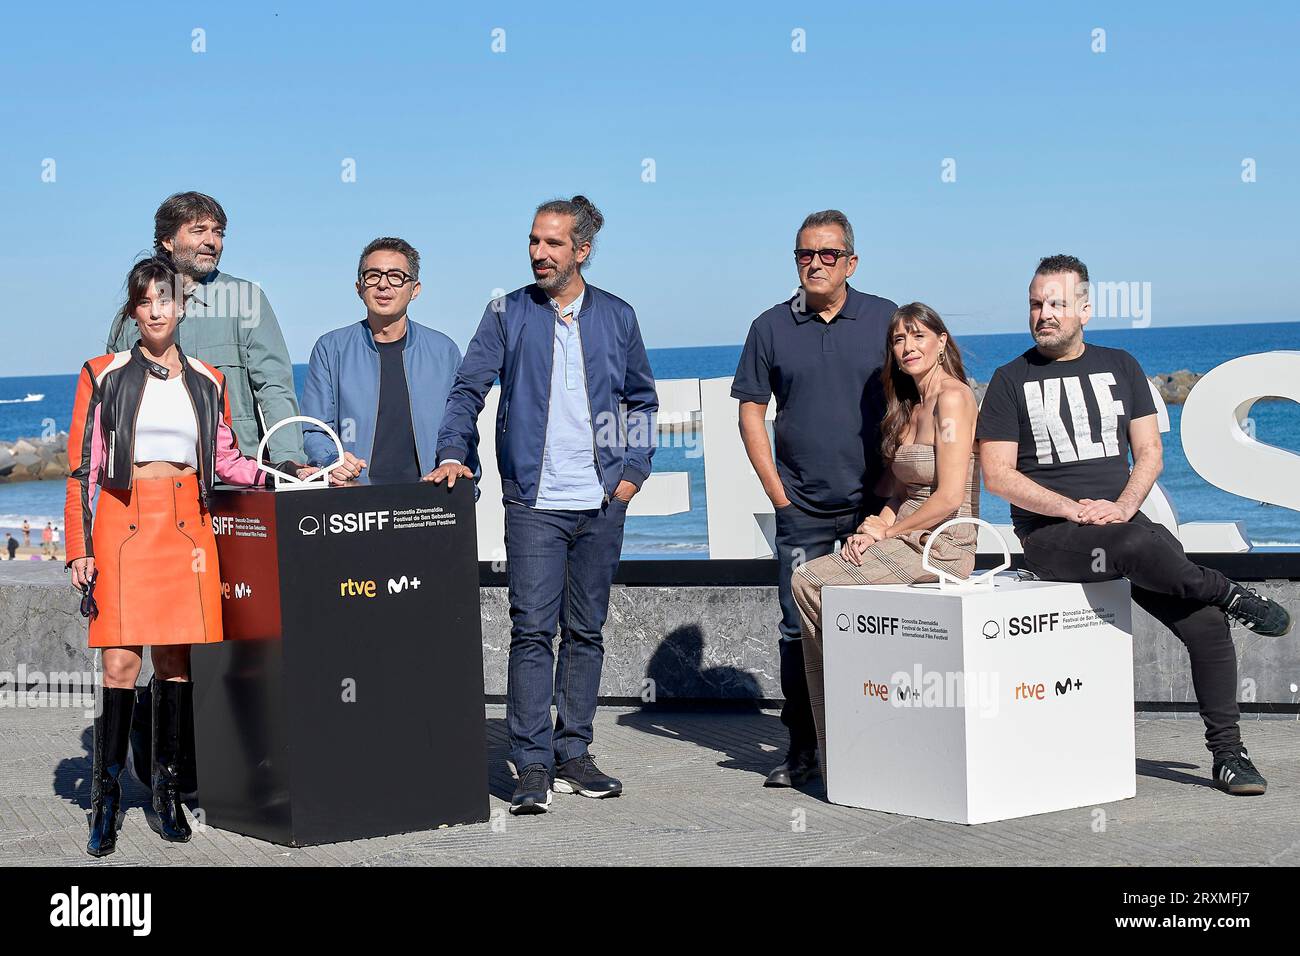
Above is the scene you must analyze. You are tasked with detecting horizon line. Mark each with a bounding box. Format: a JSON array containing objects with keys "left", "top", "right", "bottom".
[{"left": 1, "top": 317, "right": 1296, "bottom": 381}]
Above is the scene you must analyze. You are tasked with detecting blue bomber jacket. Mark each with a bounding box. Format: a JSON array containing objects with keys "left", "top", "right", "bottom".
[{"left": 436, "top": 283, "right": 658, "bottom": 505}]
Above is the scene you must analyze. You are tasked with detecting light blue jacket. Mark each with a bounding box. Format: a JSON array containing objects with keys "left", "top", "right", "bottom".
[{"left": 301, "top": 318, "right": 474, "bottom": 476}]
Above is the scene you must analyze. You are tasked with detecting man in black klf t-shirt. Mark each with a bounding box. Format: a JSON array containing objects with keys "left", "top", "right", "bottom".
[{"left": 978, "top": 254, "right": 1292, "bottom": 797}]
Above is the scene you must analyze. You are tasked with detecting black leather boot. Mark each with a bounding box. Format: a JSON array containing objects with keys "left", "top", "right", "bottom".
[
  {"left": 86, "top": 686, "right": 134, "bottom": 857},
  {"left": 128, "top": 682, "right": 151, "bottom": 787},
  {"left": 148, "top": 679, "right": 192, "bottom": 843},
  {"left": 177, "top": 680, "right": 198, "bottom": 797}
]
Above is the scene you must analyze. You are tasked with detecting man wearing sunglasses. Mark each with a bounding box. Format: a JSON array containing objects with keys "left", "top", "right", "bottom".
[
  {"left": 301, "top": 237, "right": 471, "bottom": 484},
  {"left": 731, "top": 209, "right": 898, "bottom": 789}
]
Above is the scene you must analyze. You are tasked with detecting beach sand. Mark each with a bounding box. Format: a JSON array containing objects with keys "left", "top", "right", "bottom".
[{"left": 2, "top": 541, "right": 65, "bottom": 562}]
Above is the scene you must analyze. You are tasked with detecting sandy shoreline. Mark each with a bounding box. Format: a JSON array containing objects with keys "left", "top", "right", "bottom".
[{"left": 1, "top": 540, "right": 65, "bottom": 562}]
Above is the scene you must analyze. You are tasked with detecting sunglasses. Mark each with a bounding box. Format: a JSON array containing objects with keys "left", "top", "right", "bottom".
[
  {"left": 79, "top": 570, "right": 98, "bottom": 621},
  {"left": 794, "top": 248, "right": 852, "bottom": 267}
]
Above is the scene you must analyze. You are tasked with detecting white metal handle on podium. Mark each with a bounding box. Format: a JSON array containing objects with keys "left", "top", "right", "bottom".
[
  {"left": 920, "top": 516, "right": 1011, "bottom": 590},
  {"left": 255, "top": 416, "right": 344, "bottom": 492}
]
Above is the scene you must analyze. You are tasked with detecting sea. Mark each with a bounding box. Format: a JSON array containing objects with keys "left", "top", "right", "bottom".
[{"left": 3, "top": 320, "right": 1298, "bottom": 557}]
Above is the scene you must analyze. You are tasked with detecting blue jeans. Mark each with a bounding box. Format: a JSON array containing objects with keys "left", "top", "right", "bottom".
[
  {"left": 504, "top": 497, "right": 628, "bottom": 772},
  {"left": 774, "top": 502, "right": 864, "bottom": 751}
]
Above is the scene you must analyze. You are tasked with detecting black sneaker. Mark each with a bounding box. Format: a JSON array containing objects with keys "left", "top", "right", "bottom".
[
  {"left": 510, "top": 763, "right": 553, "bottom": 815},
  {"left": 554, "top": 753, "right": 622, "bottom": 799},
  {"left": 764, "top": 747, "right": 821, "bottom": 788},
  {"left": 1212, "top": 748, "right": 1267, "bottom": 796},
  {"left": 1223, "top": 584, "right": 1293, "bottom": 637}
]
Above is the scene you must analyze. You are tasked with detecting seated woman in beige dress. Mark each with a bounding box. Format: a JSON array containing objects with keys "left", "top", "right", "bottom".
[{"left": 792, "top": 302, "right": 980, "bottom": 778}]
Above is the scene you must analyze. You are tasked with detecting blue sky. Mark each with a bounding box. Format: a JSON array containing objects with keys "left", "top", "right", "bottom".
[{"left": 1, "top": 1, "right": 1297, "bottom": 375}]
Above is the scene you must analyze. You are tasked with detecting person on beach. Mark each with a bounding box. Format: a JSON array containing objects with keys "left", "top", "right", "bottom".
[
  {"left": 41, "top": 522, "right": 53, "bottom": 557},
  {"left": 301, "top": 237, "right": 470, "bottom": 485},
  {"left": 731, "top": 210, "right": 897, "bottom": 789},
  {"left": 67, "top": 256, "right": 310, "bottom": 858},
  {"left": 432, "top": 196, "right": 658, "bottom": 815},
  {"left": 5, "top": 534, "right": 16, "bottom": 560},
  {"left": 22, "top": 519, "right": 30, "bottom": 546},
  {"left": 978, "top": 253, "right": 1293, "bottom": 797},
  {"left": 791, "top": 303, "right": 981, "bottom": 784}
]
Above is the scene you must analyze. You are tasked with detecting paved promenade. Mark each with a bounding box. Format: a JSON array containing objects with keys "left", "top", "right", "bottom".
[{"left": 2, "top": 704, "right": 1298, "bottom": 866}]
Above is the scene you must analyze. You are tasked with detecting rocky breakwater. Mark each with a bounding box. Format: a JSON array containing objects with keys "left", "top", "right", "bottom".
[{"left": 0, "top": 434, "right": 70, "bottom": 484}]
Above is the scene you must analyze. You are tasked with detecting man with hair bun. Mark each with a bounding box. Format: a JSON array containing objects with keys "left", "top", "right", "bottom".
[{"left": 433, "top": 195, "right": 659, "bottom": 815}]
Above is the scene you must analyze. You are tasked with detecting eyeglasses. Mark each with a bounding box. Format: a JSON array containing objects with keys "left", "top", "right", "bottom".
[
  {"left": 794, "top": 248, "right": 852, "bottom": 266},
  {"left": 79, "top": 571, "right": 98, "bottom": 621},
  {"left": 359, "top": 269, "right": 416, "bottom": 288}
]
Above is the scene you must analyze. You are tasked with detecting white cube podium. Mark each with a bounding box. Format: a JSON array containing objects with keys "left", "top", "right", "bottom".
[{"left": 821, "top": 520, "right": 1137, "bottom": 825}]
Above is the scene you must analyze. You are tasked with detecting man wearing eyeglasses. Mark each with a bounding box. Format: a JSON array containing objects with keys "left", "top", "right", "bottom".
[
  {"left": 731, "top": 209, "right": 898, "bottom": 789},
  {"left": 301, "top": 237, "right": 470, "bottom": 484}
]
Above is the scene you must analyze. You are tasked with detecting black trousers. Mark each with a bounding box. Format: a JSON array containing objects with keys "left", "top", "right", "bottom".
[
  {"left": 774, "top": 503, "right": 867, "bottom": 752},
  {"left": 1020, "top": 512, "right": 1240, "bottom": 755}
]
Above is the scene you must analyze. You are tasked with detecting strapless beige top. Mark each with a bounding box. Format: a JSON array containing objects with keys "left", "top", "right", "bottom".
[{"left": 886, "top": 443, "right": 980, "bottom": 564}]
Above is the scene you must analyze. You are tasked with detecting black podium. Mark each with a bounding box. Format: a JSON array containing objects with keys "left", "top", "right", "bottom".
[{"left": 191, "top": 478, "right": 489, "bottom": 846}]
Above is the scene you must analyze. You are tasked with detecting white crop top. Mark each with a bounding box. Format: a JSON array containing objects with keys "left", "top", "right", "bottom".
[{"left": 133, "top": 375, "right": 199, "bottom": 467}]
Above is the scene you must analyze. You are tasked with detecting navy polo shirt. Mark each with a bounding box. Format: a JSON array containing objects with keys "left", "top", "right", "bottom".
[{"left": 731, "top": 284, "right": 897, "bottom": 516}]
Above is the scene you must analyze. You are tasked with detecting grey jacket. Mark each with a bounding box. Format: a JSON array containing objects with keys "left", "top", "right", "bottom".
[{"left": 107, "top": 270, "right": 304, "bottom": 462}]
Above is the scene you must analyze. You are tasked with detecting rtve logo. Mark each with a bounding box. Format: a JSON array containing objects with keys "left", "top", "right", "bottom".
[
  {"left": 1014, "top": 681, "right": 1046, "bottom": 701},
  {"left": 221, "top": 581, "right": 253, "bottom": 600},
  {"left": 848, "top": 614, "right": 899, "bottom": 636},
  {"left": 1015, "top": 677, "right": 1083, "bottom": 700},
  {"left": 863, "top": 679, "right": 891, "bottom": 701},
  {"left": 340, "top": 575, "right": 423, "bottom": 598},
  {"left": 863, "top": 679, "right": 920, "bottom": 703},
  {"left": 339, "top": 578, "right": 378, "bottom": 598},
  {"left": 299, "top": 511, "right": 391, "bottom": 536}
]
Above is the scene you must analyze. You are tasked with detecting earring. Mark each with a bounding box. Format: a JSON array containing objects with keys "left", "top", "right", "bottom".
[{"left": 938, "top": 349, "right": 946, "bottom": 365}]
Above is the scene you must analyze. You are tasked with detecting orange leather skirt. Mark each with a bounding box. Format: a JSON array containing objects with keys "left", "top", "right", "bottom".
[{"left": 89, "top": 473, "right": 224, "bottom": 648}]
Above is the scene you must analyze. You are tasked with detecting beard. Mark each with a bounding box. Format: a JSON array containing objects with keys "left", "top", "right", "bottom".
[
  {"left": 171, "top": 245, "right": 220, "bottom": 280},
  {"left": 533, "top": 258, "right": 575, "bottom": 292},
  {"left": 1033, "top": 322, "right": 1078, "bottom": 355}
]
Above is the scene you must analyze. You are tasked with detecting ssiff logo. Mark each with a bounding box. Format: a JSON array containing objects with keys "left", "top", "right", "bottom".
[
  {"left": 984, "top": 613, "right": 1060, "bottom": 638},
  {"left": 850, "top": 614, "right": 899, "bottom": 636},
  {"left": 300, "top": 511, "right": 390, "bottom": 536}
]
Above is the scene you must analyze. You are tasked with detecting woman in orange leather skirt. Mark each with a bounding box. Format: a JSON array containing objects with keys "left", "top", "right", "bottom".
[{"left": 65, "top": 256, "right": 311, "bottom": 857}]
